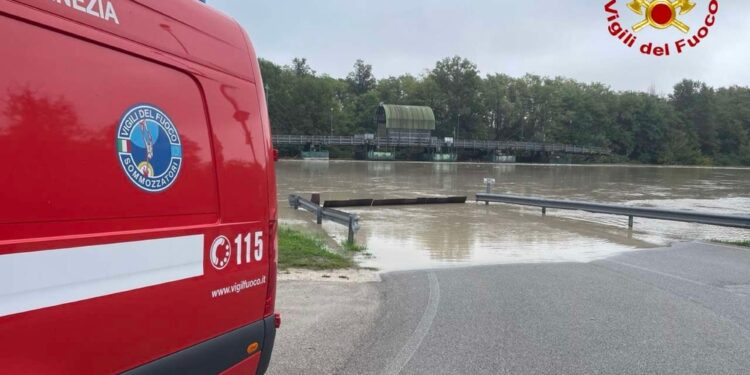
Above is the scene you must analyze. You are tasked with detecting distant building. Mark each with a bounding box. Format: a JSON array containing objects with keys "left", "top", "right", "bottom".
[{"left": 375, "top": 104, "right": 435, "bottom": 140}]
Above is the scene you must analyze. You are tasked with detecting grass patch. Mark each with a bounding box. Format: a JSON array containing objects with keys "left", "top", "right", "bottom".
[
  {"left": 715, "top": 240, "right": 750, "bottom": 248},
  {"left": 341, "top": 240, "right": 367, "bottom": 253},
  {"left": 278, "top": 227, "right": 355, "bottom": 270}
]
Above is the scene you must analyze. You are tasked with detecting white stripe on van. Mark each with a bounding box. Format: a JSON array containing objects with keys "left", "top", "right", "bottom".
[{"left": 0, "top": 235, "right": 204, "bottom": 317}]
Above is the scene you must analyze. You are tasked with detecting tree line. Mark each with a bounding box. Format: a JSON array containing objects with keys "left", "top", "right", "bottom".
[{"left": 260, "top": 56, "right": 750, "bottom": 165}]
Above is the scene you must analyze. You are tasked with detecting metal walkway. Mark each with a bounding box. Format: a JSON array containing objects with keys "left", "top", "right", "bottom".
[{"left": 272, "top": 135, "right": 611, "bottom": 156}]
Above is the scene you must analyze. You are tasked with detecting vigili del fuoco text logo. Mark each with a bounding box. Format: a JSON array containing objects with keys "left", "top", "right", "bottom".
[{"left": 605, "top": 0, "right": 719, "bottom": 56}]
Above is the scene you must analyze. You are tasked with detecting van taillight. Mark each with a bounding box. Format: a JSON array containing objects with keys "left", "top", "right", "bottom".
[{"left": 264, "top": 220, "right": 278, "bottom": 317}]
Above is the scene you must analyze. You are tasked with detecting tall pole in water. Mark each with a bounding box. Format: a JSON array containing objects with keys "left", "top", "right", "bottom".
[
  {"left": 456, "top": 113, "right": 461, "bottom": 142},
  {"left": 455, "top": 113, "right": 461, "bottom": 159}
]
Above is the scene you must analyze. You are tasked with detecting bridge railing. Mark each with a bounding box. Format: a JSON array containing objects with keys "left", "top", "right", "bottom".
[
  {"left": 476, "top": 192, "right": 750, "bottom": 229},
  {"left": 272, "top": 134, "right": 611, "bottom": 155},
  {"left": 274, "top": 135, "right": 365, "bottom": 146}
]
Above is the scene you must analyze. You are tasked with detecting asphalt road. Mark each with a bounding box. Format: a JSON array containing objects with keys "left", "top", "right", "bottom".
[
  {"left": 272, "top": 242, "right": 750, "bottom": 375},
  {"left": 267, "top": 280, "right": 380, "bottom": 375}
]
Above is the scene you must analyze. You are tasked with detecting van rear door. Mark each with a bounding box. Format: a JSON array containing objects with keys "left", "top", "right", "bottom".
[{"left": 0, "top": 4, "right": 271, "bottom": 373}]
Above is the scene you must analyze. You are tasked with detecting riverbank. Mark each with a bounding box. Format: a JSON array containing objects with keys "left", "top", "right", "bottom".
[
  {"left": 716, "top": 240, "right": 750, "bottom": 248},
  {"left": 279, "top": 227, "right": 362, "bottom": 270},
  {"left": 279, "top": 268, "right": 380, "bottom": 282}
]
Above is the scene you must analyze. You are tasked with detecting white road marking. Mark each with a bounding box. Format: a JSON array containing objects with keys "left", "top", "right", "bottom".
[
  {"left": 604, "top": 259, "right": 711, "bottom": 288},
  {"left": 384, "top": 272, "right": 441, "bottom": 375},
  {"left": 0, "top": 235, "right": 204, "bottom": 317}
]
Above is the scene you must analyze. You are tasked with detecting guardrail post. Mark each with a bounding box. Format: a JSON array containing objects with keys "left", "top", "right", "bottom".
[
  {"left": 289, "top": 195, "right": 300, "bottom": 210},
  {"left": 628, "top": 216, "right": 634, "bottom": 229},
  {"left": 542, "top": 207, "right": 547, "bottom": 216},
  {"left": 483, "top": 178, "right": 496, "bottom": 205},
  {"left": 316, "top": 207, "right": 323, "bottom": 225},
  {"left": 347, "top": 216, "right": 355, "bottom": 244}
]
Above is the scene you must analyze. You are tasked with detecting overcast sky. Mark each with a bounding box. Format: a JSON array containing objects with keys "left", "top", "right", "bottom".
[{"left": 210, "top": 1, "right": 749, "bottom": 93}]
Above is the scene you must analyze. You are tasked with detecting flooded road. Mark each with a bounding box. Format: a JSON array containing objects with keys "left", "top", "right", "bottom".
[{"left": 277, "top": 161, "right": 750, "bottom": 271}]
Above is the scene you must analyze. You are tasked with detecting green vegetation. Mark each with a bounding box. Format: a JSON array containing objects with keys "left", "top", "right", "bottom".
[
  {"left": 261, "top": 56, "right": 750, "bottom": 166},
  {"left": 715, "top": 240, "right": 750, "bottom": 248},
  {"left": 278, "top": 227, "right": 354, "bottom": 270},
  {"left": 341, "top": 240, "right": 367, "bottom": 253}
]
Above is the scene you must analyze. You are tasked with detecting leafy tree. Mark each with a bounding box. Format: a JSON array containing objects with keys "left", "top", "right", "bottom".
[
  {"left": 429, "top": 56, "right": 482, "bottom": 138},
  {"left": 291, "top": 58, "right": 315, "bottom": 77},
  {"left": 671, "top": 80, "right": 719, "bottom": 157},
  {"left": 346, "top": 59, "right": 377, "bottom": 95},
  {"left": 481, "top": 74, "right": 516, "bottom": 141},
  {"left": 714, "top": 86, "right": 750, "bottom": 165}
]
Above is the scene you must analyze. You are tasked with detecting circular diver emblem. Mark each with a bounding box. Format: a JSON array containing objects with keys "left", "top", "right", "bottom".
[{"left": 116, "top": 104, "right": 183, "bottom": 193}]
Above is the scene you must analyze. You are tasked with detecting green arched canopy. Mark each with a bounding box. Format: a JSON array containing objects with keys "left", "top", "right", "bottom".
[{"left": 376, "top": 104, "right": 436, "bottom": 131}]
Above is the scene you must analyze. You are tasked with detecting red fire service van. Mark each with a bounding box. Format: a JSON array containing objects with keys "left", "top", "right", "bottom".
[{"left": 0, "top": 0, "right": 278, "bottom": 374}]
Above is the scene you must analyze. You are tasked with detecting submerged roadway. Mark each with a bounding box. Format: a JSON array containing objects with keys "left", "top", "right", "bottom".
[{"left": 270, "top": 242, "right": 750, "bottom": 375}]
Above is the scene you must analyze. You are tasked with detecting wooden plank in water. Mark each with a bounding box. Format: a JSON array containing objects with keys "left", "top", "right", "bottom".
[
  {"left": 323, "top": 199, "right": 374, "bottom": 208},
  {"left": 371, "top": 198, "right": 419, "bottom": 206},
  {"left": 416, "top": 196, "right": 467, "bottom": 205},
  {"left": 323, "top": 196, "right": 467, "bottom": 208}
]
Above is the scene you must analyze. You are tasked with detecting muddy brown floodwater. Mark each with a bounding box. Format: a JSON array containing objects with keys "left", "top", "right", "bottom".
[{"left": 277, "top": 160, "right": 750, "bottom": 272}]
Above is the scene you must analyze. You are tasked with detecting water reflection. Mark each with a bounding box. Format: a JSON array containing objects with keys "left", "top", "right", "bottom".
[
  {"left": 432, "top": 162, "right": 457, "bottom": 174},
  {"left": 301, "top": 160, "right": 330, "bottom": 173},
  {"left": 367, "top": 161, "right": 393, "bottom": 174},
  {"left": 277, "top": 161, "right": 750, "bottom": 271}
]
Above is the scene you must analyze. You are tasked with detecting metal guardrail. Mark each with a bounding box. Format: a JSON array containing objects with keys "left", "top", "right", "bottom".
[
  {"left": 273, "top": 135, "right": 610, "bottom": 155},
  {"left": 288, "top": 195, "right": 361, "bottom": 243},
  {"left": 476, "top": 193, "right": 750, "bottom": 229}
]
